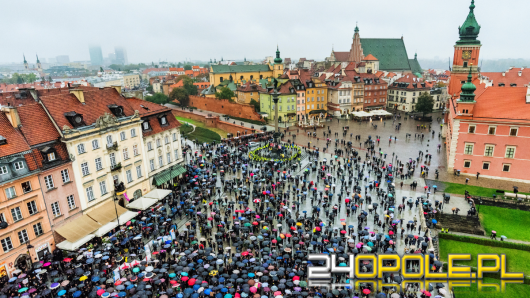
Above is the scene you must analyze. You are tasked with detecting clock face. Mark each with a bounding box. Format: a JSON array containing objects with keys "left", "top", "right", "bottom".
[{"left": 462, "top": 50, "right": 472, "bottom": 60}]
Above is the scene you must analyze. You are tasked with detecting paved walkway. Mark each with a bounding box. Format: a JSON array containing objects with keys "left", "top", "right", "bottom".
[{"left": 450, "top": 231, "right": 530, "bottom": 245}]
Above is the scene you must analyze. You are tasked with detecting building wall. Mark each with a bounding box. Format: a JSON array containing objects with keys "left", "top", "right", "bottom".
[
  {"left": 187, "top": 96, "right": 264, "bottom": 122},
  {"left": 352, "top": 83, "right": 364, "bottom": 112},
  {"left": 37, "top": 163, "right": 82, "bottom": 239},
  {"left": 0, "top": 173, "right": 54, "bottom": 277},
  {"left": 296, "top": 91, "right": 306, "bottom": 117},
  {"left": 259, "top": 93, "right": 296, "bottom": 121},
  {"left": 451, "top": 121, "right": 530, "bottom": 182},
  {"left": 144, "top": 127, "right": 184, "bottom": 185},
  {"left": 305, "top": 84, "right": 328, "bottom": 118},
  {"left": 123, "top": 74, "right": 140, "bottom": 88},
  {"left": 209, "top": 70, "right": 273, "bottom": 86},
  {"left": 363, "top": 83, "right": 387, "bottom": 110},
  {"left": 236, "top": 91, "right": 260, "bottom": 104}
]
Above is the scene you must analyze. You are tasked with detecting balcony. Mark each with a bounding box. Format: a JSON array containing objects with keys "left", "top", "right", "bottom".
[
  {"left": 111, "top": 162, "right": 122, "bottom": 172},
  {"left": 106, "top": 141, "right": 118, "bottom": 151}
]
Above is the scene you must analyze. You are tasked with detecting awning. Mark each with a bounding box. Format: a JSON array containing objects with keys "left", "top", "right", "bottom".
[
  {"left": 86, "top": 199, "right": 128, "bottom": 225},
  {"left": 144, "top": 189, "right": 172, "bottom": 201},
  {"left": 92, "top": 221, "right": 119, "bottom": 237},
  {"left": 55, "top": 215, "right": 101, "bottom": 243},
  {"left": 126, "top": 197, "right": 158, "bottom": 210},
  {"left": 117, "top": 211, "right": 138, "bottom": 223},
  {"left": 152, "top": 165, "right": 186, "bottom": 186},
  {"left": 56, "top": 234, "right": 95, "bottom": 251}
]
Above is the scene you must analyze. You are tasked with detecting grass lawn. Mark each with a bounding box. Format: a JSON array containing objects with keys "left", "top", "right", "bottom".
[
  {"left": 187, "top": 126, "right": 221, "bottom": 144},
  {"left": 442, "top": 182, "right": 530, "bottom": 198},
  {"left": 176, "top": 116, "right": 228, "bottom": 138},
  {"left": 439, "top": 239, "right": 530, "bottom": 275},
  {"left": 452, "top": 277, "right": 529, "bottom": 298},
  {"left": 479, "top": 205, "right": 530, "bottom": 242},
  {"left": 179, "top": 123, "right": 194, "bottom": 134}
]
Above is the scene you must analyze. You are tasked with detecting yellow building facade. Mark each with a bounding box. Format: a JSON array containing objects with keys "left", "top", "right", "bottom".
[{"left": 304, "top": 78, "right": 328, "bottom": 118}]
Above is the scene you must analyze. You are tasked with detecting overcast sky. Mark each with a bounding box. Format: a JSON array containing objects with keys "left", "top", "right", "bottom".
[{"left": 1, "top": 0, "right": 527, "bottom": 64}]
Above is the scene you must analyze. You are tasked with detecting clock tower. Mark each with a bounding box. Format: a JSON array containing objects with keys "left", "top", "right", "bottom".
[{"left": 449, "top": 0, "right": 481, "bottom": 96}]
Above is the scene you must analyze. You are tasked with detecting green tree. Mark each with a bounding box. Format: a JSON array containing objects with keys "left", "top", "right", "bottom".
[
  {"left": 415, "top": 92, "right": 434, "bottom": 116},
  {"left": 146, "top": 85, "right": 153, "bottom": 92},
  {"left": 215, "top": 87, "right": 235, "bottom": 100},
  {"left": 250, "top": 99, "right": 260, "bottom": 112},
  {"left": 145, "top": 93, "right": 169, "bottom": 105},
  {"left": 100, "top": 67, "right": 104, "bottom": 72},
  {"left": 184, "top": 65, "right": 192, "bottom": 70},
  {"left": 169, "top": 88, "right": 190, "bottom": 106},
  {"left": 48, "top": 75, "right": 53, "bottom": 82},
  {"left": 181, "top": 77, "right": 198, "bottom": 96}
]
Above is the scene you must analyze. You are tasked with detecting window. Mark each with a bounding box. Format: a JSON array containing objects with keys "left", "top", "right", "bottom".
[
  {"left": 67, "top": 195, "right": 76, "bottom": 210},
  {"left": 131, "top": 128, "right": 137, "bottom": 137},
  {"left": 165, "top": 136, "right": 169, "bottom": 144},
  {"left": 510, "top": 128, "right": 518, "bottom": 136},
  {"left": 133, "top": 145, "right": 139, "bottom": 156},
  {"left": 11, "top": 207, "right": 22, "bottom": 221},
  {"left": 142, "top": 122, "right": 150, "bottom": 131},
  {"left": 156, "top": 139, "right": 161, "bottom": 147},
  {"left": 147, "top": 142, "right": 153, "bottom": 151},
  {"left": 463, "top": 160, "right": 471, "bottom": 168},
  {"left": 505, "top": 147, "right": 516, "bottom": 158},
  {"left": 92, "top": 139, "right": 100, "bottom": 150},
  {"left": 14, "top": 161, "right": 24, "bottom": 170},
  {"left": 488, "top": 126, "right": 496, "bottom": 135},
  {"left": 150, "top": 159, "right": 155, "bottom": 171},
  {"left": 126, "top": 170, "right": 132, "bottom": 183},
  {"left": 61, "top": 169, "right": 70, "bottom": 183},
  {"left": 161, "top": 117, "right": 167, "bottom": 125},
  {"left": 484, "top": 145, "right": 494, "bottom": 157},
  {"left": 123, "top": 148, "right": 129, "bottom": 160},
  {"left": 0, "top": 166, "right": 7, "bottom": 175},
  {"left": 120, "top": 132, "right": 126, "bottom": 141},
  {"left": 503, "top": 164, "right": 511, "bottom": 172},
  {"left": 86, "top": 186, "right": 95, "bottom": 202},
  {"left": 106, "top": 135, "right": 113, "bottom": 146},
  {"left": 81, "top": 162, "right": 90, "bottom": 176},
  {"left": 482, "top": 162, "right": 490, "bottom": 170},
  {"left": 468, "top": 125, "right": 476, "bottom": 133},
  {"left": 110, "top": 153, "right": 117, "bottom": 167},
  {"left": 158, "top": 156, "right": 163, "bottom": 167},
  {"left": 18, "top": 229, "right": 29, "bottom": 244},
  {"left": 51, "top": 202, "right": 61, "bottom": 217},
  {"left": 464, "top": 144, "right": 474, "bottom": 155},
  {"left": 1, "top": 237, "right": 13, "bottom": 252},
  {"left": 47, "top": 152, "right": 56, "bottom": 161},
  {"left": 94, "top": 157, "right": 102, "bottom": 171},
  {"left": 33, "top": 223, "right": 43, "bottom": 237},
  {"left": 173, "top": 133, "right": 177, "bottom": 141},
  {"left": 167, "top": 152, "right": 171, "bottom": 164},
  {"left": 21, "top": 181, "right": 32, "bottom": 193},
  {"left": 136, "top": 165, "right": 142, "bottom": 178},
  {"left": 174, "top": 149, "right": 179, "bottom": 160},
  {"left": 5, "top": 187, "right": 16, "bottom": 199},
  {"left": 77, "top": 144, "right": 86, "bottom": 154},
  {"left": 27, "top": 201, "right": 37, "bottom": 215},
  {"left": 99, "top": 181, "right": 107, "bottom": 195}
]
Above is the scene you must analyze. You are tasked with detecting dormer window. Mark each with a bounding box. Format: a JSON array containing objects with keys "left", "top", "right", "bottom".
[
  {"left": 142, "top": 121, "right": 151, "bottom": 131},
  {"left": 41, "top": 146, "right": 58, "bottom": 163},
  {"left": 108, "top": 104, "right": 125, "bottom": 117},
  {"left": 0, "top": 136, "right": 6, "bottom": 145},
  {"left": 64, "top": 111, "right": 85, "bottom": 128}
]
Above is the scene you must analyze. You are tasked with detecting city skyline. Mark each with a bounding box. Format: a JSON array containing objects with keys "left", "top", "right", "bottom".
[{"left": 1, "top": 0, "right": 529, "bottom": 64}]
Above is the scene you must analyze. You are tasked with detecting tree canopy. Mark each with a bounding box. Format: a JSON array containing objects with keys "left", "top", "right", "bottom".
[
  {"left": 184, "top": 65, "right": 192, "bottom": 70},
  {"left": 169, "top": 88, "right": 190, "bottom": 107},
  {"left": 250, "top": 99, "right": 260, "bottom": 112},
  {"left": 145, "top": 93, "right": 169, "bottom": 105},
  {"left": 215, "top": 87, "right": 235, "bottom": 101},
  {"left": 415, "top": 92, "right": 434, "bottom": 116},
  {"left": 1, "top": 73, "right": 38, "bottom": 84}
]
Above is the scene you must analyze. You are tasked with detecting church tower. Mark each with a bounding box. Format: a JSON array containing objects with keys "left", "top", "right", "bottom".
[
  {"left": 272, "top": 46, "right": 284, "bottom": 78},
  {"left": 23, "top": 54, "right": 28, "bottom": 70},
  {"left": 449, "top": 0, "right": 481, "bottom": 96},
  {"left": 348, "top": 23, "right": 364, "bottom": 63},
  {"left": 36, "top": 54, "right": 42, "bottom": 71}
]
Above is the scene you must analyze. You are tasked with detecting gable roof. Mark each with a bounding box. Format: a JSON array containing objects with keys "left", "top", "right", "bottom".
[
  {"left": 332, "top": 51, "right": 350, "bottom": 62},
  {"left": 0, "top": 112, "right": 31, "bottom": 157},
  {"left": 363, "top": 54, "right": 378, "bottom": 61},
  {"left": 481, "top": 68, "right": 530, "bottom": 86},
  {"left": 360, "top": 38, "right": 414, "bottom": 71},
  {"left": 39, "top": 88, "right": 136, "bottom": 131},
  {"left": 211, "top": 64, "right": 270, "bottom": 74},
  {"left": 18, "top": 104, "right": 61, "bottom": 146},
  {"left": 125, "top": 98, "right": 181, "bottom": 137}
]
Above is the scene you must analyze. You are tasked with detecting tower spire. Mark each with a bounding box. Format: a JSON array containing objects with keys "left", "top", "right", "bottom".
[{"left": 23, "top": 54, "right": 27, "bottom": 64}]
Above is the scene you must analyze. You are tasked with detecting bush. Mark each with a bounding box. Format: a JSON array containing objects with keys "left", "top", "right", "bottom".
[
  {"left": 224, "top": 116, "right": 265, "bottom": 125},
  {"left": 439, "top": 233, "right": 530, "bottom": 252}
]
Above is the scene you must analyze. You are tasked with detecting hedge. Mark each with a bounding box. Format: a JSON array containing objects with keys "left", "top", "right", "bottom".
[{"left": 439, "top": 233, "right": 530, "bottom": 252}]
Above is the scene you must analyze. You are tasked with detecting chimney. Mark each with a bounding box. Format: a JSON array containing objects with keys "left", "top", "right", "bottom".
[
  {"left": 519, "top": 71, "right": 522, "bottom": 77},
  {"left": 527, "top": 86, "right": 530, "bottom": 103},
  {"left": 70, "top": 89, "right": 85, "bottom": 103},
  {"left": 112, "top": 85, "right": 122, "bottom": 94},
  {"left": 502, "top": 72, "right": 505, "bottom": 76},
  {"left": 1, "top": 106, "right": 21, "bottom": 127}
]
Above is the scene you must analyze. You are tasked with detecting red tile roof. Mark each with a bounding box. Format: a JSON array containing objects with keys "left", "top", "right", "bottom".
[
  {"left": 332, "top": 51, "right": 350, "bottom": 62},
  {"left": 481, "top": 68, "right": 530, "bottom": 87},
  {"left": 39, "top": 87, "right": 136, "bottom": 131},
  {"left": 471, "top": 86, "right": 530, "bottom": 120},
  {"left": 0, "top": 112, "right": 32, "bottom": 157},
  {"left": 125, "top": 98, "right": 182, "bottom": 137},
  {"left": 18, "top": 104, "right": 61, "bottom": 146},
  {"left": 391, "top": 74, "right": 431, "bottom": 90},
  {"left": 363, "top": 54, "right": 378, "bottom": 61}
]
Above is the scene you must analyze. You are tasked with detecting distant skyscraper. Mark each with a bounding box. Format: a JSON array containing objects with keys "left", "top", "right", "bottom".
[
  {"left": 56, "top": 55, "right": 70, "bottom": 64},
  {"left": 114, "top": 47, "right": 128, "bottom": 65},
  {"left": 89, "top": 46, "right": 104, "bottom": 65}
]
